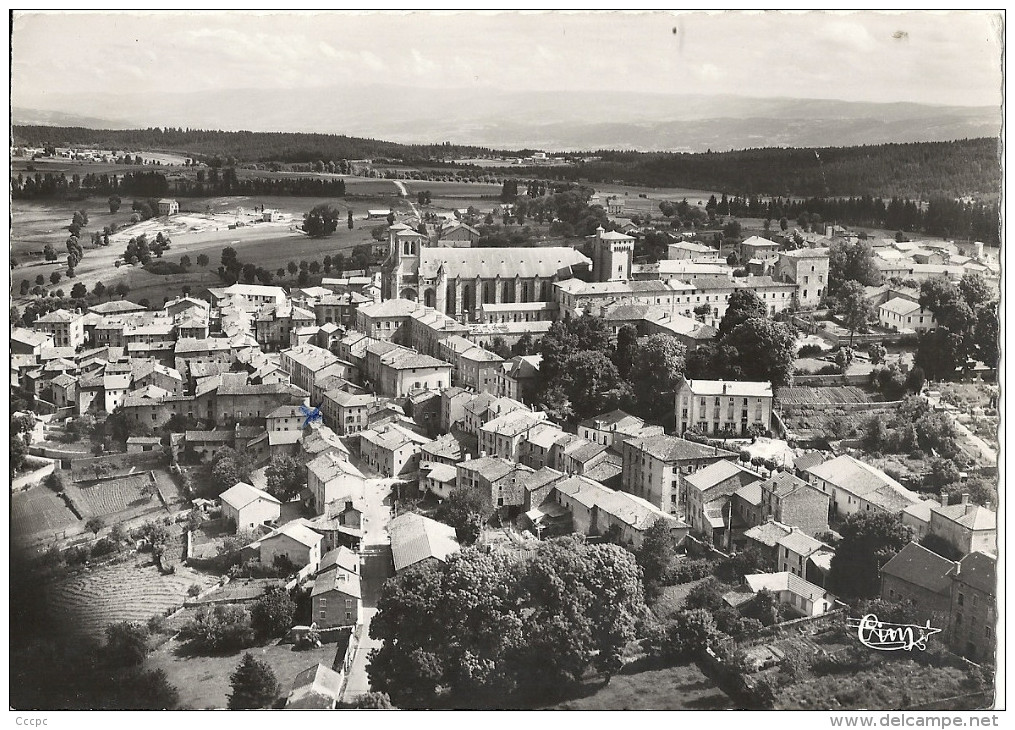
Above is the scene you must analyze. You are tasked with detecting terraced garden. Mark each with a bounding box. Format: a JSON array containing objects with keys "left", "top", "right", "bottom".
[
  {"left": 11, "top": 484, "right": 80, "bottom": 543},
  {"left": 47, "top": 554, "right": 219, "bottom": 639},
  {"left": 75, "top": 474, "right": 156, "bottom": 515}
]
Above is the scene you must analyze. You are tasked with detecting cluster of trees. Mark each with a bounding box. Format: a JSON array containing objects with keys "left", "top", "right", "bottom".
[
  {"left": 536, "top": 293, "right": 797, "bottom": 425},
  {"left": 122, "top": 232, "right": 172, "bottom": 266},
  {"left": 684, "top": 289, "right": 798, "bottom": 387},
  {"left": 11, "top": 168, "right": 348, "bottom": 201},
  {"left": 368, "top": 536, "right": 644, "bottom": 707},
  {"left": 210, "top": 446, "right": 254, "bottom": 490},
  {"left": 264, "top": 455, "right": 306, "bottom": 502},
  {"left": 302, "top": 203, "right": 341, "bottom": 237},
  {"left": 860, "top": 396, "right": 960, "bottom": 459},
  {"left": 179, "top": 585, "right": 296, "bottom": 656},
  {"left": 827, "top": 512, "right": 912, "bottom": 598},
  {"left": 915, "top": 274, "right": 998, "bottom": 379}
]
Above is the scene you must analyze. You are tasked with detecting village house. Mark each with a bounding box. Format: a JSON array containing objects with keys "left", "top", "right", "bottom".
[
  {"left": 479, "top": 408, "right": 548, "bottom": 461},
  {"left": 741, "top": 571, "right": 839, "bottom": 617},
  {"left": 804, "top": 454, "right": 922, "bottom": 519},
  {"left": 880, "top": 542, "right": 956, "bottom": 624},
  {"left": 878, "top": 297, "right": 937, "bottom": 333},
  {"left": 157, "top": 198, "right": 179, "bottom": 216},
  {"left": 219, "top": 481, "right": 282, "bottom": 532},
  {"left": 354, "top": 298, "right": 419, "bottom": 342},
  {"left": 279, "top": 344, "right": 341, "bottom": 394},
  {"left": 321, "top": 388, "right": 376, "bottom": 435},
  {"left": 34, "top": 309, "right": 86, "bottom": 349},
  {"left": 927, "top": 494, "right": 997, "bottom": 556},
  {"left": 359, "top": 422, "right": 431, "bottom": 477},
  {"left": 307, "top": 451, "right": 366, "bottom": 515},
  {"left": 438, "top": 335, "right": 503, "bottom": 392},
  {"left": 494, "top": 354, "right": 542, "bottom": 403},
  {"left": 519, "top": 422, "right": 569, "bottom": 470},
  {"left": 742, "top": 519, "right": 793, "bottom": 566},
  {"left": 456, "top": 455, "right": 534, "bottom": 513},
  {"left": 773, "top": 247, "right": 830, "bottom": 309},
  {"left": 388, "top": 512, "right": 460, "bottom": 574},
  {"left": 946, "top": 552, "right": 996, "bottom": 663},
  {"left": 775, "top": 529, "right": 834, "bottom": 585},
  {"left": 11, "top": 327, "right": 54, "bottom": 356},
  {"left": 675, "top": 377, "right": 773, "bottom": 437},
  {"left": 421, "top": 462, "right": 459, "bottom": 500},
  {"left": 311, "top": 546, "right": 362, "bottom": 629},
  {"left": 285, "top": 664, "right": 344, "bottom": 710},
  {"left": 757, "top": 470, "right": 831, "bottom": 536},
  {"left": 681, "top": 459, "right": 763, "bottom": 544},
  {"left": 621, "top": 434, "right": 739, "bottom": 517},
  {"left": 546, "top": 475, "right": 688, "bottom": 549},
  {"left": 252, "top": 521, "right": 323, "bottom": 572},
  {"left": 126, "top": 436, "right": 162, "bottom": 453}
]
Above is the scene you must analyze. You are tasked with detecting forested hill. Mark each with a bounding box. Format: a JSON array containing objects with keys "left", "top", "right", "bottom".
[
  {"left": 573, "top": 139, "right": 1000, "bottom": 200},
  {"left": 11, "top": 126, "right": 499, "bottom": 165},
  {"left": 12, "top": 126, "right": 999, "bottom": 201}
]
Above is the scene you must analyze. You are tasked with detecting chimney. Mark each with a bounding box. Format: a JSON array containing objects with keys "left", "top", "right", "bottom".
[
  {"left": 965, "top": 503, "right": 975, "bottom": 516},
  {"left": 464, "top": 453, "right": 471, "bottom": 461},
  {"left": 939, "top": 491, "right": 949, "bottom": 507},
  {"left": 960, "top": 493, "right": 969, "bottom": 506},
  {"left": 984, "top": 501, "right": 992, "bottom": 512}
]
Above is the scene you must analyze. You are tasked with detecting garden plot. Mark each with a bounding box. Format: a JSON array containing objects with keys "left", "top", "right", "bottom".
[
  {"left": 73, "top": 474, "right": 158, "bottom": 516},
  {"left": 48, "top": 556, "right": 219, "bottom": 639},
  {"left": 12, "top": 485, "right": 80, "bottom": 542}
]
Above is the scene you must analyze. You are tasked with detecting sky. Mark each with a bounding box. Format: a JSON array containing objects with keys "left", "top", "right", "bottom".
[{"left": 12, "top": 10, "right": 1003, "bottom": 108}]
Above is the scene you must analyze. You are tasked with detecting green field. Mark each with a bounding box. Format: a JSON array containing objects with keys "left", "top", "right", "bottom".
[
  {"left": 546, "top": 663, "right": 734, "bottom": 710},
  {"left": 147, "top": 638, "right": 342, "bottom": 709}
]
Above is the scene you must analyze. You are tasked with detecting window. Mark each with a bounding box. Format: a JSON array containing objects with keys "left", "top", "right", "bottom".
[
  {"left": 346, "top": 599, "right": 353, "bottom": 609},
  {"left": 958, "top": 593, "right": 964, "bottom": 606},
  {"left": 319, "top": 611, "right": 327, "bottom": 620}
]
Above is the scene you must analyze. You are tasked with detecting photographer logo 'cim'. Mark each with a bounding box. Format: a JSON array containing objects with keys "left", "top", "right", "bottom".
[{"left": 846, "top": 614, "right": 942, "bottom": 652}]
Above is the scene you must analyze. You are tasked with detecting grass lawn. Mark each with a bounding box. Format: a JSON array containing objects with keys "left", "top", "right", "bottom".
[
  {"left": 146, "top": 638, "right": 341, "bottom": 709},
  {"left": 651, "top": 577, "right": 710, "bottom": 621},
  {"left": 546, "top": 663, "right": 734, "bottom": 710}
]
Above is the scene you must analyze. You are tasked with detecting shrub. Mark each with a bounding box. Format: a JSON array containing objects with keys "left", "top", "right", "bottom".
[
  {"left": 187, "top": 583, "right": 203, "bottom": 597},
  {"left": 662, "top": 559, "right": 714, "bottom": 585},
  {"left": 146, "top": 614, "right": 168, "bottom": 634},
  {"left": 143, "top": 261, "right": 186, "bottom": 276},
  {"left": 91, "top": 537, "right": 117, "bottom": 557},
  {"left": 105, "top": 621, "right": 151, "bottom": 667},
  {"left": 179, "top": 605, "right": 256, "bottom": 654},
  {"left": 798, "top": 344, "right": 823, "bottom": 357}
]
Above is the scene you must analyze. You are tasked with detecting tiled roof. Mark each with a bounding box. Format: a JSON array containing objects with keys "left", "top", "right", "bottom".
[
  {"left": 681, "top": 378, "right": 773, "bottom": 398},
  {"left": 760, "top": 470, "right": 816, "bottom": 498},
  {"left": 286, "top": 664, "right": 343, "bottom": 710},
  {"left": 259, "top": 521, "right": 324, "bottom": 550},
  {"left": 422, "top": 462, "right": 459, "bottom": 483},
  {"left": 458, "top": 455, "right": 516, "bottom": 482},
  {"left": 746, "top": 572, "right": 834, "bottom": 605},
  {"left": 776, "top": 530, "right": 828, "bottom": 557},
  {"left": 932, "top": 503, "right": 996, "bottom": 531},
  {"left": 626, "top": 434, "right": 737, "bottom": 463},
  {"left": 807, "top": 454, "right": 921, "bottom": 511},
  {"left": 734, "top": 481, "right": 763, "bottom": 506},
  {"left": 388, "top": 513, "right": 460, "bottom": 572},
  {"left": 683, "top": 460, "right": 760, "bottom": 493},
  {"left": 880, "top": 297, "right": 923, "bottom": 316},
  {"left": 881, "top": 542, "right": 955, "bottom": 595},
  {"left": 554, "top": 475, "right": 681, "bottom": 532},
  {"left": 419, "top": 247, "right": 590, "bottom": 280},
  {"left": 744, "top": 520, "right": 793, "bottom": 547},
  {"left": 220, "top": 481, "right": 281, "bottom": 510},
  {"left": 948, "top": 551, "right": 996, "bottom": 594}
]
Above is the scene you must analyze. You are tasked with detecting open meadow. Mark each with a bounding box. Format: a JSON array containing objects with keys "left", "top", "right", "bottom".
[
  {"left": 11, "top": 194, "right": 411, "bottom": 306},
  {"left": 147, "top": 638, "right": 343, "bottom": 709},
  {"left": 545, "top": 663, "right": 734, "bottom": 710}
]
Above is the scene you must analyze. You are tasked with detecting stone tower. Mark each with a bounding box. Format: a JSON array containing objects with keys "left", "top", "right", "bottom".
[{"left": 591, "top": 226, "right": 635, "bottom": 283}]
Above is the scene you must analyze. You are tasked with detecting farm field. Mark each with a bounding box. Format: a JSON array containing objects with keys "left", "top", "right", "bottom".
[
  {"left": 147, "top": 638, "right": 342, "bottom": 710},
  {"left": 73, "top": 474, "right": 158, "bottom": 516},
  {"left": 545, "top": 662, "right": 734, "bottom": 710},
  {"left": 12, "top": 484, "right": 81, "bottom": 544},
  {"left": 48, "top": 553, "right": 219, "bottom": 639},
  {"left": 401, "top": 179, "right": 502, "bottom": 198},
  {"left": 11, "top": 195, "right": 407, "bottom": 307}
]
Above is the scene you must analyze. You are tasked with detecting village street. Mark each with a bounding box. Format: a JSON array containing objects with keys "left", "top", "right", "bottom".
[{"left": 340, "top": 475, "right": 396, "bottom": 703}]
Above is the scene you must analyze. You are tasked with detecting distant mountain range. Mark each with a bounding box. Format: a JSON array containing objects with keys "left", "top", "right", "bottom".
[{"left": 12, "top": 85, "right": 1001, "bottom": 152}]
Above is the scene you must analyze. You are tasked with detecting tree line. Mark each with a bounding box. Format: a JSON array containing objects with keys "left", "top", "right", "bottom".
[
  {"left": 11, "top": 169, "right": 347, "bottom": 200},
  {"left": 12, "top": 125, "right": 499, "bottom": 165}
]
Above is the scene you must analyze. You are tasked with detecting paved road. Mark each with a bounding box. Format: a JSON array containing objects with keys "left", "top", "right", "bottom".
[{"left": 340, "top": 476, "right": 395, "bottom": 702}]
